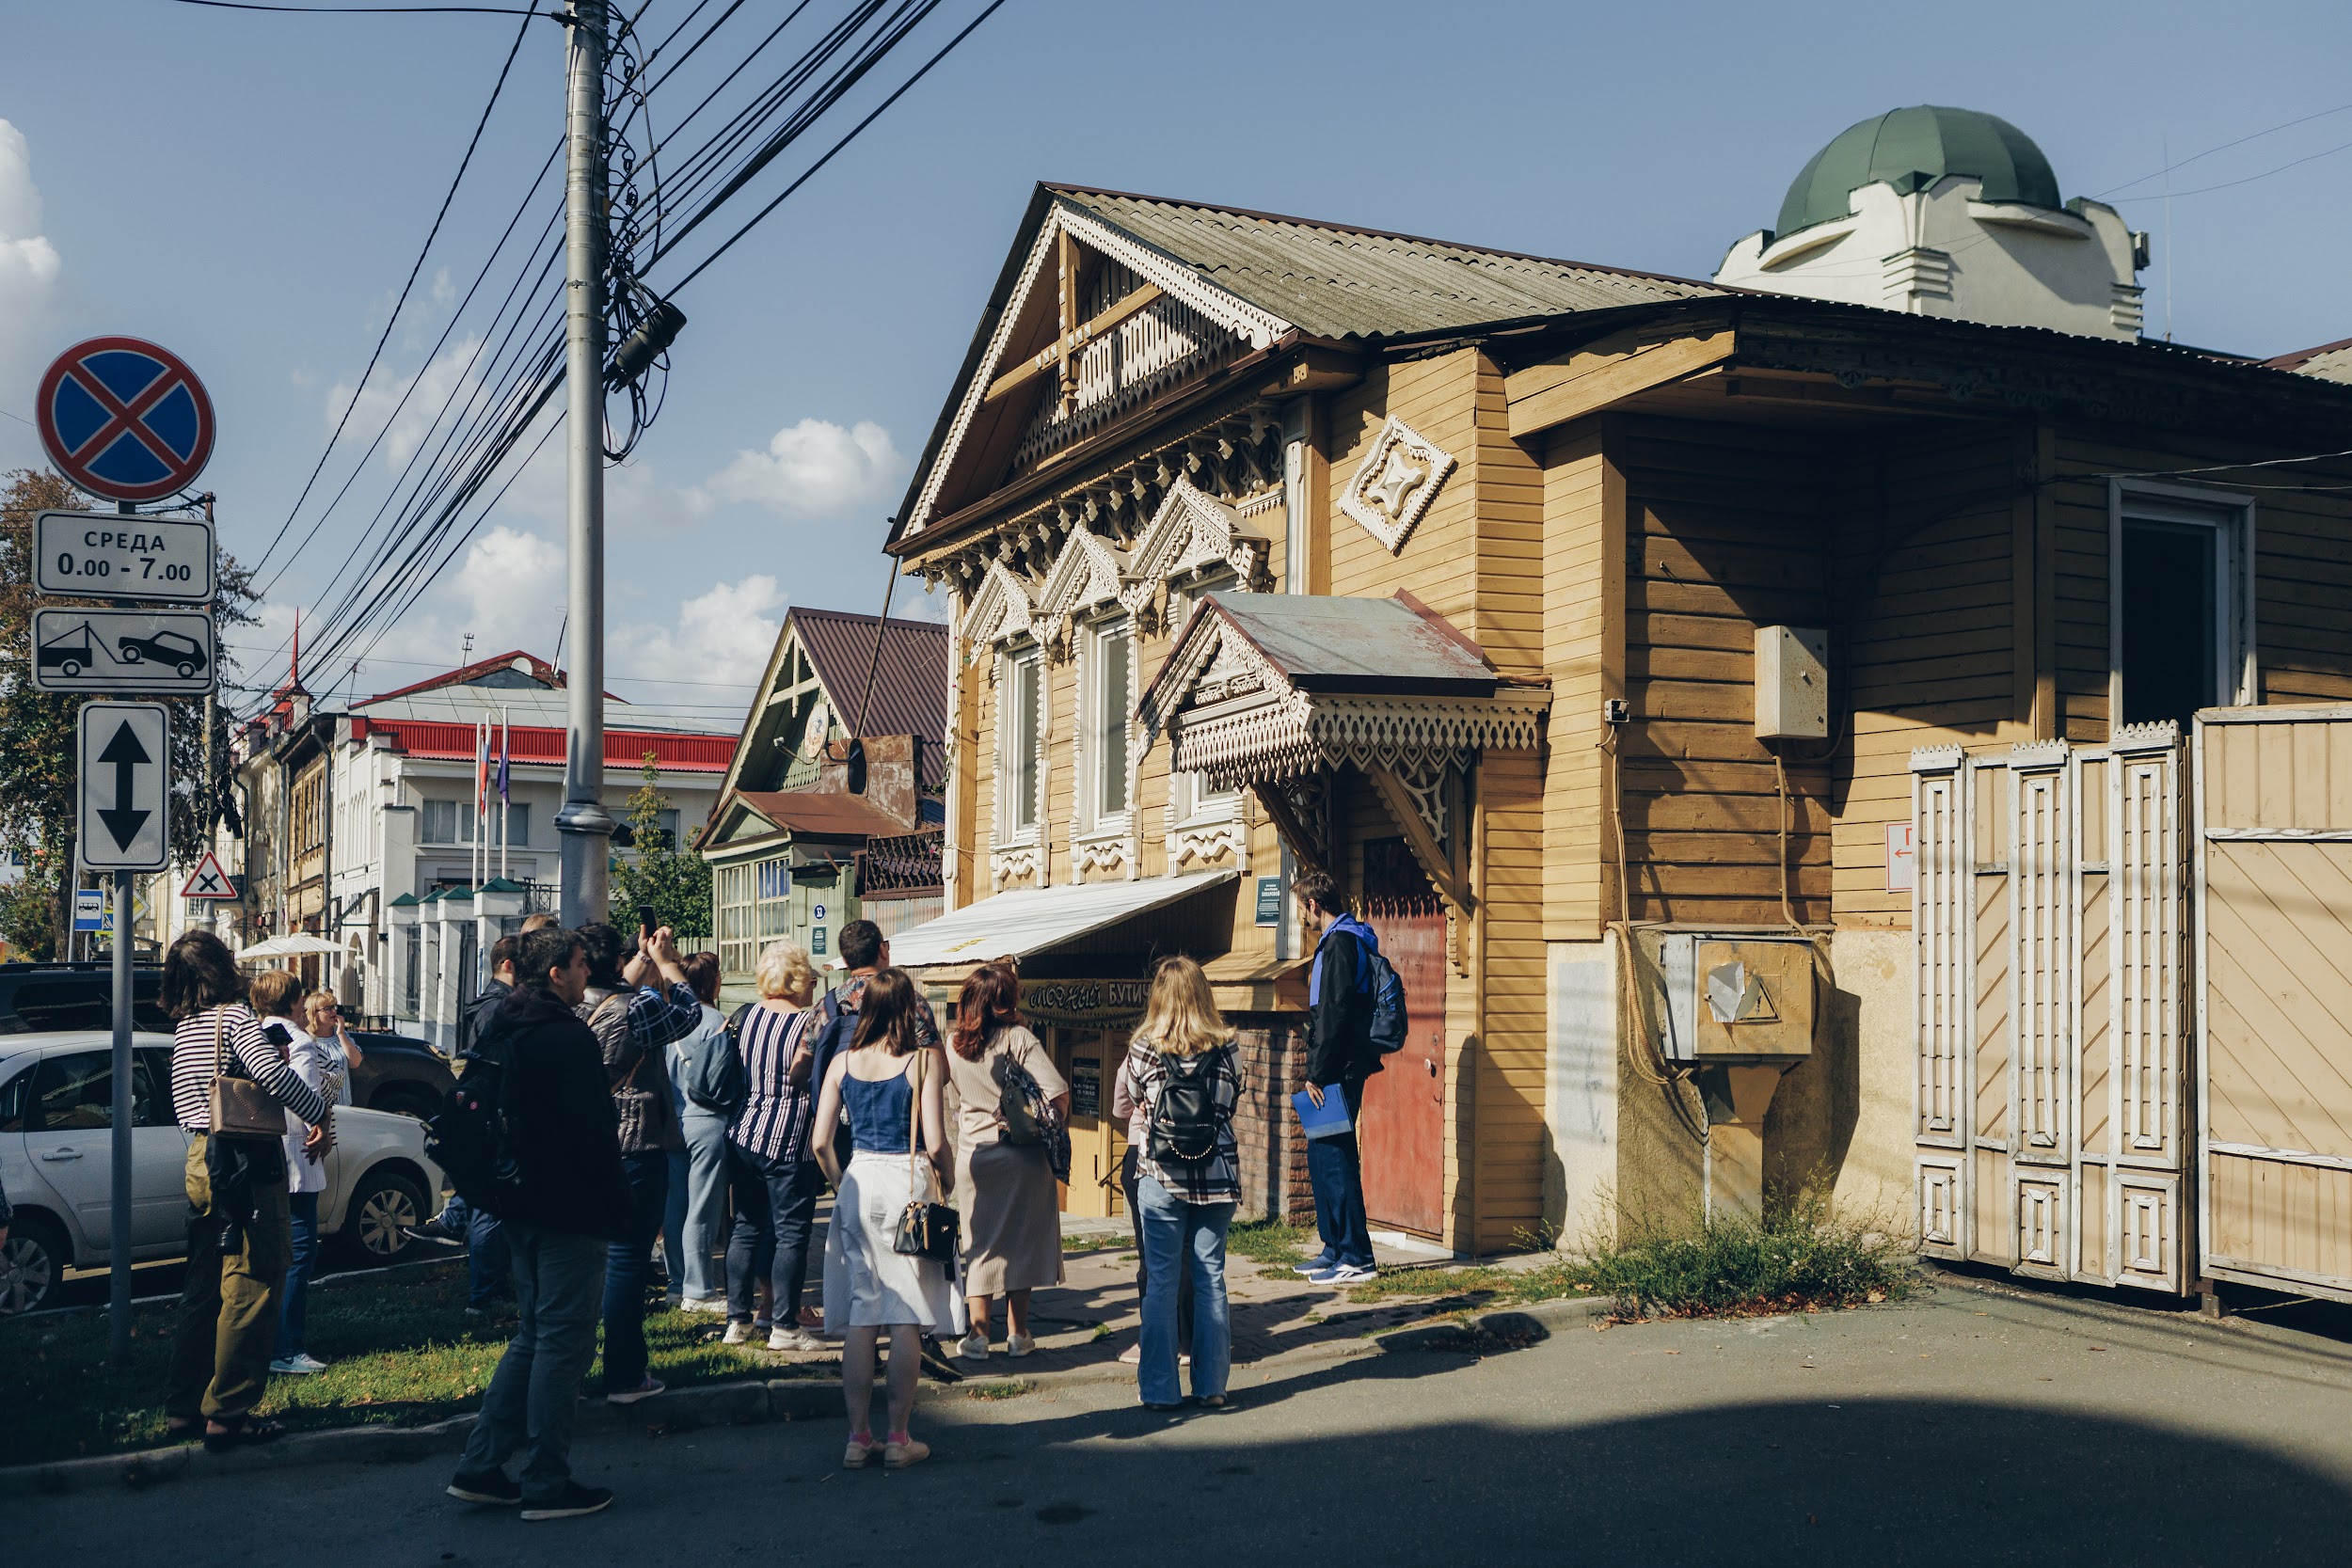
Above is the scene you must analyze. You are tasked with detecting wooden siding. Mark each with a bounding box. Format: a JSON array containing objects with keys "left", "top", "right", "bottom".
[
  {"left": 1540, "top": 423, "right": 1615, "bottom": 940},
  {"left": 1326, "top": 352, "right": 1483, "bottom": 615}
]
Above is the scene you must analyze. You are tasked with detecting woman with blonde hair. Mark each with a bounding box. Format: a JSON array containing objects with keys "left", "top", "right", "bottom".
[
  {"left": 723, "top": 940, "right": 827, "bottom": 1348},
  {"left": 814, "top": 968, "right": 962, "bottom": 1469},
  {"left": 1116, "top": 955, "right": 1242, "bottom": 1410},
  {"left": 944, "top": 961, "right": 1068, "bottom": 1360},
  {"left": 300, "top": 991, "right": 363, "bottom": 1105}
]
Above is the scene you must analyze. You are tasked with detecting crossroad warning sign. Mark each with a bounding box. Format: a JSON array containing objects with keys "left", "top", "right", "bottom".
[{"left": 180, "top": 849, "right": 239, "bottom": 900}]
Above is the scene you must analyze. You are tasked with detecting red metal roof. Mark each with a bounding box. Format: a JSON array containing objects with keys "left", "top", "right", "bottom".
[
  {"left": 360, "top": 717, "right": 734, "bottom": 773},
  {"left": 356, "top": 649, "right": 564, "bottom": 705},
  {"left": 737, "top": 789, "right": 915, "bottom": 838},
  {"left": 791, "top": 608, "right": 946, "bottom": 791}
]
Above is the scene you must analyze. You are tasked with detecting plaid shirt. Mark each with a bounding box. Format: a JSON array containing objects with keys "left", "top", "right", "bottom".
[
  {"left": 1118, "top": 1034, "right": 1241, "bottom": 1205},
  {"left": 581, "top": 981, "right": 703, "bottom": 1153}
]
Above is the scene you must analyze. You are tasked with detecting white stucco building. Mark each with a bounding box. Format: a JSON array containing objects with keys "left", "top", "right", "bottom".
[{"left": 1715, "top": 105, "right": 2149, "bottom": 341}]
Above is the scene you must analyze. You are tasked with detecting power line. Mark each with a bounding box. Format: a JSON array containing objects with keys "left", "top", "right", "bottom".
[
  {"left": 2112, "top": 136, "right": 2352, "bottom": 201},
  {"left": 167, "top": 1, "right": 546, "bottom": 13},
  {"left": 2095, "top": 103, "right": 2352, "bottom": 198},
  {"left": 250, "top": 5, "right": 537, "bottom": 578}
]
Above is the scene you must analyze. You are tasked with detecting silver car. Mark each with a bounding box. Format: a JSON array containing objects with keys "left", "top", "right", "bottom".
[{"left": 0, "top": 1033, "right": 447, "bottom": 1314}]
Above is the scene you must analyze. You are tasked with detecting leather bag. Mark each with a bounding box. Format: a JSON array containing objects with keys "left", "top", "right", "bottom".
[
  {"left": 208, "top": 1009, "right": 287, "bottom": 1140},
  {"left": 891, "top": 1051, "right": 960, "bottom": 1263}
]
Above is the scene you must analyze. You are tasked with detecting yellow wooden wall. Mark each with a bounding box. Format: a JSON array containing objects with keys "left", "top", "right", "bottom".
[{"left": 1539, "top": 423, "right": 1614, "bottom": 940}]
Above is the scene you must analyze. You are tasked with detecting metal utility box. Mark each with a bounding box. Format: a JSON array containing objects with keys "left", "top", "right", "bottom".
[
  {"left": 1657, "top": 933, "right": 1817, "bottom": 1061},
  {"left": 1754, "top": 625, "right": 1829, "bottom": 738}
]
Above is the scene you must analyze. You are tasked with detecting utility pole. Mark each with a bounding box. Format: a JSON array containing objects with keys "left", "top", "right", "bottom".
[
  {"left": 106, "top": 498, "right": 135, "bottom": 1362},
  {"left": 555, "top": 0, "right": 614, "bottom": 927}
]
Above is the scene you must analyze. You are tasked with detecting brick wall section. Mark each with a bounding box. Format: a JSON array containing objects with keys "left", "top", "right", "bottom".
[{"left": 1232, "top": 1017, "right": 1313, "bottom": 1223}]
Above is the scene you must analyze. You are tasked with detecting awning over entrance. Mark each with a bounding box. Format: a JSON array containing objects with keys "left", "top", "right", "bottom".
[{"left": 885, "top": 869, "right": 1237, "bottom": 971}]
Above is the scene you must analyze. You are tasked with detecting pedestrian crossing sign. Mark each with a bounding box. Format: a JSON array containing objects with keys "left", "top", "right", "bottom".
[{"left": 180, "top": 849, "right": 239, "bottom": 900}]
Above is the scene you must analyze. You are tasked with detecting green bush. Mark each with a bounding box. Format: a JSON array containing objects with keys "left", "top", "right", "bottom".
[{"left": 1576, "top": 1190, "right": 1917, "bottom": 1319}]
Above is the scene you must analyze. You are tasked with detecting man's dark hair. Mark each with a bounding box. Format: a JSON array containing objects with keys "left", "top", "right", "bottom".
[
  {"left": 489, "top": 933, "right": 519, "bottom": 973},
  {"left": 837, "top": 918, "right": 884, "bottom": 972},
  {"left": 516, "top": 927, "right": 585, "bottom": 992},
  {"left": 160, "top": 929, "right": 246, "bottom": 1020},
  {"left": 1292, "top": 868, "right": 1344, "bottom": 917},
  {"left": 575, "top": 921, "right": 628, "bottom": 988}
]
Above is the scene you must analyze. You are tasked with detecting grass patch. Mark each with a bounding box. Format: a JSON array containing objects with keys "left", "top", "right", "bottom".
[
  {"left": 0, "top": 1261, "right": 808, "bottom": 1468},
  {"left": 1226, "top": 1218, "right": 1316, "bottom": 1268},
  {"left": 1576, "top": 1194, "right": 1918, "bottom": 1319},
  {"left": 1342, "top": 1261, "right": 1591, "bottom": 1307},
  {"left": 962, "top": 1379, "right": 1032, "bottom": 1401}
]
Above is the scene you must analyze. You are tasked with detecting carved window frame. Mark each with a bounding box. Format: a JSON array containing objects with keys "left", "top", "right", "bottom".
[
  {"left": 1164, "top": 565, "right": 1243, "bottom": 832},
  {"left": 995, "top": 644, "right": 1046, "bottom": 850},
  {"left": 1073, "top": 610, "right": 1137, "bottom": 873}
]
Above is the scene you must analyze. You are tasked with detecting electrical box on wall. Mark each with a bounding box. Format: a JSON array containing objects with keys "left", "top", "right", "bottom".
[
  {"left": 1754, "top": 625, "right": 1829, "bottom": 739},
  {"left": 1656, "top": 933, "right": 1817, "bottom": 1061}
]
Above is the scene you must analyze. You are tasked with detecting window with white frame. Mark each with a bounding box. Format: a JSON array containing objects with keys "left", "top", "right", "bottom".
[
  {"left": 1079, "top": 614, "right": 1135, "bottom": 833},
  {"left": 997, "top": 648, "right": 1042, "bottom": 840},
  {"left": 2110, "top": 483, "right": 2254, "bottom": 732},
  {"left": 1165, "top": 573, "right": 1240, "bottom": 825},
  {"left": 421, "top": 800, "right": 474, "bottom": 844}
]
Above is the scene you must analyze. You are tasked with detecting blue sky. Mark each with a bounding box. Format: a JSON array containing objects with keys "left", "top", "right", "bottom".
[{"left": 3, "top": 0, "right": 2348, "bottom": 730}]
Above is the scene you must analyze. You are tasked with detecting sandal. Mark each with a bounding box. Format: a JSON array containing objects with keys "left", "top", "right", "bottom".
[{"left": 202, "top": 1416, "right": 288, "bottom": 1452}]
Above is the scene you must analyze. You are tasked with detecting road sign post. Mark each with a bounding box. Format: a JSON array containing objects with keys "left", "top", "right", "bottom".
[
  {"left": 33, "top": 606, "right": 216, "bottom": 695},
  {"left": 35, "top": 509, "right": 217, "bottom": 602},
  {"left": 36, "top": 338, "right": 215, "bottom": 502}
]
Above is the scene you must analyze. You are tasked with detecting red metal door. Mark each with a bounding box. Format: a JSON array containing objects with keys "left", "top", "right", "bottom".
[{"left": 1356, "top": 839, "right": 1446, "bottom": 1237}]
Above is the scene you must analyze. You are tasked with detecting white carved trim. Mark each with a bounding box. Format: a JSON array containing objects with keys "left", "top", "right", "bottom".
[
  {"left": 1337, "top": 415, "right": 1457, "bottom": 555},
  {"left": 990, "top": 841, "right": 1040, "bottom": 890},
  {"left": 1121, "top": 476, "right": 1272, "bottom": 627},
  {"left": 1169, "top": 814, "right": 1248, "bottom": 873},
  {"left": 1911, "top": 744, "right": 1966, "bottom": 775},
  {"left": 1174, "top": 689, "right": 1549, "bottom": 791},
  {"left": 966, "top": 559, "right": 1041, "bottom": 650},
  {"left": 904, "top": 200, "right": 1295, "bottom": 539},
  {"left": 1035, "top": 528, "right": 1132, "bottom": 654}
]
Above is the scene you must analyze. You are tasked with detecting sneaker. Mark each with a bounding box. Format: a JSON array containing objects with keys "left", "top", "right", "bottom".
[
  {"left": 1324, "top": 1263, "right": 1379, "bottom": 1285},
  {"left": 769, "top": 1327, "right": 825, "bottom": 1353},
  {"left": 269, "top": 1353, "right": 328, "bottom": 1375},
  {"left": 1291, "top": 1256, "right": 1336, "bottom": 1275},
  {"left": 952, "top": 1330, "right": 990, "bottom": 1361},
  {"left": 447, "top": 1469, "right": 522, "bottom": 1505},
  {"left": 843, "top": 1434, "right": 879, "bottom": 1469},
  {"left": 883, "top": 1435, "right": 930, "bottom": 1469},
  {"left": 605, "top": 1377, "right": 664, "bottom": 1406},
  {"left": 1005, "top": 1333, "right": 1036, "bottom": 1358},
  {"left": 1117, "top": 1341, "right": 1142, "bottom": 1365},
  {"left": 520, "top": 1482, "right": 614, "bottom": 1521},
  {"left": 723, "top": 1319, "right": 756, "bottom": 1346},
  {"left": 678, "top": 1295, "right": 729, "bottom": 1316}
]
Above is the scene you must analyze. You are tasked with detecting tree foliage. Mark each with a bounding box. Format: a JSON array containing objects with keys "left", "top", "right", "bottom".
[
  {"left": 608, "top": 752, "right": 713, "bottom": 939},
  {"left": 0, "top": 468, "right": 262, "bottom": 956}
]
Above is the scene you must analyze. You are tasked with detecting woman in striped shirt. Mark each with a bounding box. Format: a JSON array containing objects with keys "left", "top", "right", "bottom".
[
  {"left": 723, "top": 940, "right": 825, "bottom": 1350},
  {"left": 162, "top": 931, "right": 329, "bottom": 1451}
]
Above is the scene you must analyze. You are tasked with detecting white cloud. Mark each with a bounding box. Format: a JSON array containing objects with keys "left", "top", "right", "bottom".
[
  {"left": 612, "top": 574, "right": 785, "bottom": 705},
  {"left": 0, "top": 120, "right": 62, "bottom": 443},
  {"left": 700, "top": 418, "right": 905, "bottom": 520},
  {"left": 328, "top": 335, "right": 489, "bottom": 468}
]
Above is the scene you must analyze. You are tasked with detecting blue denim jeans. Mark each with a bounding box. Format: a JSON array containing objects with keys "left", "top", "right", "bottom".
[
  {"left": 1306, "top": 1080, "right": 1375, "bottom": 1269},
  {"left": 275, "top": 1190, "right": 321, "bottom": 1358},
  {"left": 467, "top": 1205, "right": 510, "bottom": 1309},
  {"left": 1136, "top": 1175, "right": 1232, "bottom": 1405},
  {"left": 664, "top": 1112, "right": 732, "bottom": 1301},
  {"left": 600, "top": 1149, "right": 670, "bottom": 1394},
  {"left": 725, "top": 1145, "right": 823, "bottom": 1324},
  {"left": 457, "top": 1222, "right": 605, "bottom": 1502}
]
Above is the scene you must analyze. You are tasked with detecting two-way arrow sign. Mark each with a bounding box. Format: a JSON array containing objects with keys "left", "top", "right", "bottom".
[{"left": 77, "top": 703, "right": 168, "bottom": 871}]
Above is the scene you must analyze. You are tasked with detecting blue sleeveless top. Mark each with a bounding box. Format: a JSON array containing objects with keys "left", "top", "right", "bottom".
[{"left": 842, "top": 1059, "right": 922, "bottom": 1154}]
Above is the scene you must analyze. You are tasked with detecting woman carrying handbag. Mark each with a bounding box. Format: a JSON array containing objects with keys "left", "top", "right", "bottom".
[
  {"left": 160, "top": 932, "right": 332, "bottom": 1451},
  {"left": 812, "top": 968, "right": 963, "bottom": 1471}
]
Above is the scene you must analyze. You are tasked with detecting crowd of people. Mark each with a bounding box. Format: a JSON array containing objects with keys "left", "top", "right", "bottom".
[{"left": 157, "top": 872, "right": 1399, "bottom": 1522}]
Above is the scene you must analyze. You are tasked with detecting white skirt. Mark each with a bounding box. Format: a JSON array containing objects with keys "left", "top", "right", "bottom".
[{"left": 824, "top": 1149, "right": 967, "bottom": 1336}]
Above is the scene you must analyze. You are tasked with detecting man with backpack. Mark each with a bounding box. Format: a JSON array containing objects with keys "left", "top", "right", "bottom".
[
  {"left": 1294, "top": 869, "right": 1385, "bottom": 1285},
  {"left": 444, "top": 927, "right": 632, "bottom": 1521}
]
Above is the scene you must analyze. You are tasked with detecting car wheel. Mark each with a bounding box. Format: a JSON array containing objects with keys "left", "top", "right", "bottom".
[
  {"left": 175, "top": 661, "right": 197, "bottom": 679},
  {"left": 119, "top": 645, "right": 143, "bottom": 662},
  {"left": 337, "top": 1167, "right": 428, "bottom": 1266},
  {"left": 59, "top": 657, "right": 82, "bottom": 677},
  {"left": 0, "top": 1213, "right": 69, "bottom": 1315},
  {"left": 370, "top": 1087, "right": 438, "bottom": 1123}
]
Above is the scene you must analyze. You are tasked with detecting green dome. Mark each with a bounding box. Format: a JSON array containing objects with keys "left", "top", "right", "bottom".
[{"left": 1775, "top": 106, "right": 2061, "bottom": 237}]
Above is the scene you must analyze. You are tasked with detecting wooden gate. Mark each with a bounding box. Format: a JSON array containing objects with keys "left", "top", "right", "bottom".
[
  {"left": 1911, "top": 722, "right": 2189, "bottom": 1291},
  {"left": 1358, "top": 838, "right": 1446, "bottom": 1237},
  {"left": 2195, "top": 706, "right": 2352, "bottom": 1300}
]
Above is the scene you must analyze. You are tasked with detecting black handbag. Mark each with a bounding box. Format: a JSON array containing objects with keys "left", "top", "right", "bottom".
[
  {"left": 995, "top": 1055, "right": 1073, "bottom": 1181},
  {"left": 891, "top": 1050, "right": 960, "bottom": 1263}
]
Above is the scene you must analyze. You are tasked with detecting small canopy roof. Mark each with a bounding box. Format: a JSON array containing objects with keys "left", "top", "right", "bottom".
[{"left": 884, "top": 870, "right": 1237, "bottom": 971}]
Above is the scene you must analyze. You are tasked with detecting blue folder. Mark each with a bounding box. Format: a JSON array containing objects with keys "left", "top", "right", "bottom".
[{"left": 1292, "top": 1085, "right": 1352, "bottom": 1141}]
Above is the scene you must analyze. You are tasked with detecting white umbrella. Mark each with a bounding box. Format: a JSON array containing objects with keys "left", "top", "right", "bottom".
[{"left": 237, "top": 933, "right": 347, "bottom": 960}]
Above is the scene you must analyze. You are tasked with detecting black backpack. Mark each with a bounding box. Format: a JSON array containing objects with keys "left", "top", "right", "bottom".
[
  {"left": 1147, "top": 1048, "right": 1226, "bottom": 1164},
  {"left": 684, "top": 1006, "right": 751, "bottom": 1118},
  {"left": 425, "top": 1038, "right": 521, "bottom": 1212}
]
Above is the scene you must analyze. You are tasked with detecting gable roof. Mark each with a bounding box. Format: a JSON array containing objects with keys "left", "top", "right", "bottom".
[
  {"left": 892, "top": 184, "right": 1724, "bottom": 546},
  {"left": 2269, "top": 336, "right": 2352, "bottom": 384},
  {"left": 790, "top": 609, "right": 947, "bottom": 779}
]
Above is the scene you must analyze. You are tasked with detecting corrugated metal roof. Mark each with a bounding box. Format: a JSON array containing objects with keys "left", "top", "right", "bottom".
[
  {"left": 791, "top": 608, "right": 947, "bottom": 792},
  {"left": 738, "top": 790, "right": 912, "bottom": 839},
  {"left": 2268, "top": 336, "right": 2352, "bottom": 384},
  {"left": 1056, "top": 187, "right": 1723, "bottom": 341}
]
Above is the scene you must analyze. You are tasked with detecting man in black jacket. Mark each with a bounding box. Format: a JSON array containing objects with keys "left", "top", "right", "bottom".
[
  {"left": 1295, "top": 869, "right": 1382, "bottom": 1285},
  {"left": 447, "top": 927, "right": 631, "bottom": 1522},
  {"left": 442, "top": 934, "right": 519, "bottom": 1312}
]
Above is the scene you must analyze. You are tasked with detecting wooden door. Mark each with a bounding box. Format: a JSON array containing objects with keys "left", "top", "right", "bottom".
[
  {"left": 1357, "top": 838, "right": 1446, "bottom": 1237},
  {"left": 1051, "top": 1025, "right": 1117, "bottom": 1219}
]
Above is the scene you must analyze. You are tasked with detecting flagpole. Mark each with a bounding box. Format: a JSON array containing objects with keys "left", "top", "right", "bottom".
[{"left": 500, "top": 706, "right": 511, "bottom": 882}]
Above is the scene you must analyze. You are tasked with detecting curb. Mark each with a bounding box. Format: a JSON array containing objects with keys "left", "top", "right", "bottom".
[{"left": 0, "top": 1294, "right": 1607, "bottom": 1497}]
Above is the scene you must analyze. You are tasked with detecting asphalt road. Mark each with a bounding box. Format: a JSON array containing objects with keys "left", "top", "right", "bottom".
[{"left": 25, "top": 1276, "right": 2352, "bottom": 1566}]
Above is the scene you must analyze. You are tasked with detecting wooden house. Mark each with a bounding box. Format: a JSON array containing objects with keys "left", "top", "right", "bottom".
[{"left": 881, "top": 176, "right": 2352, "bottom": 1272}]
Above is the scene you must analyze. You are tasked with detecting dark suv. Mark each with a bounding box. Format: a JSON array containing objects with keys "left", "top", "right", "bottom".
[{"left": 0, "top": 964, "right": 452, "bottom": 1119}]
